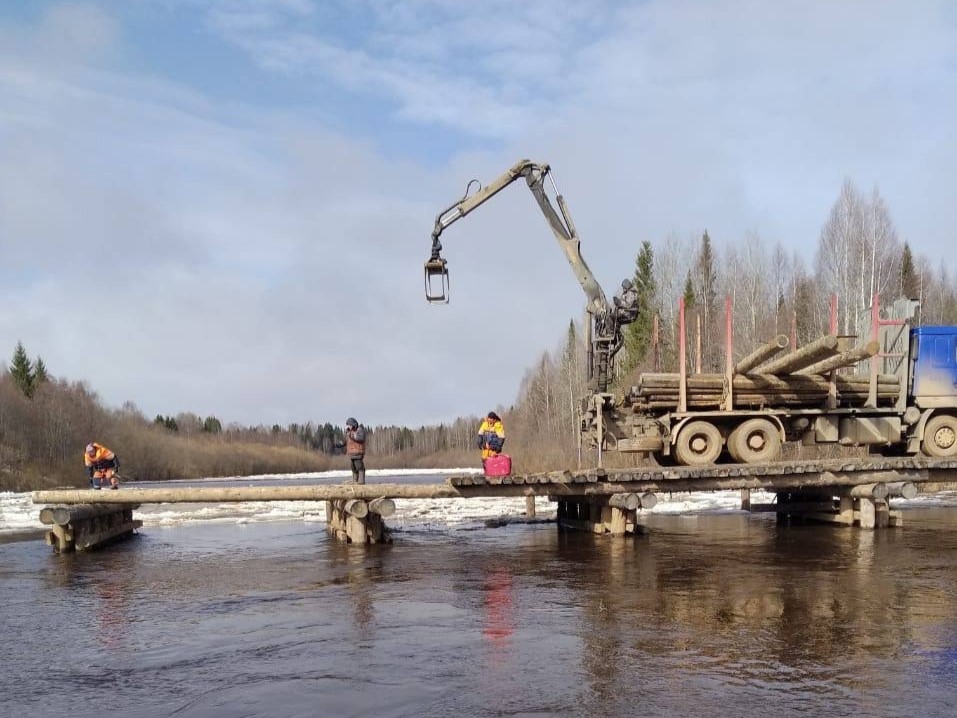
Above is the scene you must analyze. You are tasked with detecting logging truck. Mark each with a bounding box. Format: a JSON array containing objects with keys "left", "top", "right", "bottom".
[
  {"left": 421, "top": 159, "right": 957, "bottom": 467},
  {"left": 581, "top": 311, "right": 957, "bottom": 466}
]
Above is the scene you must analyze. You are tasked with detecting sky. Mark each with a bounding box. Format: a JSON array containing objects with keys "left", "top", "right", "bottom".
[{"left": 1, "top": 0, "right": 955, "bottom": 428}]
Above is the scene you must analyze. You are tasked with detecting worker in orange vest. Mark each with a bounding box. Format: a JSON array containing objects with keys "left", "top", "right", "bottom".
[{"left": 84, "top": 442, "right": 120, "bottom": 490}]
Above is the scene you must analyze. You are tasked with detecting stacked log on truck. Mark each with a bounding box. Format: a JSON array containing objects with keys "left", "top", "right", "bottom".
[
  {"left": 628, "top": 335, "right": 894, "bottom": 411},
  {"left": 587, "top": 330, "right": 931, "bottom": 467}
]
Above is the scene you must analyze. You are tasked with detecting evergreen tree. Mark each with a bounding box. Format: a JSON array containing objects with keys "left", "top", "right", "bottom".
[
  {"left": 695, "top": 230, "right": 718, "bottom": 316},
  {"left": 202, "top": 416, "right": 223, "bottom": 434},
  {"left": 694, "top": 230, "right": 719, "bottom": 369},
  {"left": 900, "top": 242, "right": 919, "bottom": 299},
  {"left": 683, "top": 272, "right": 696, "bottom": 310},
  {"left": 164, "top": 416, "right": 179, "bottom": 432},
  {"left": 10, "top": 341, "right": 35, "bottom": 397},
  {"left": 33, "top": 356, "right": 50, "bottom": 386},
  {"left": 622, "top": 241, "right": 657, "bottom": 372}
]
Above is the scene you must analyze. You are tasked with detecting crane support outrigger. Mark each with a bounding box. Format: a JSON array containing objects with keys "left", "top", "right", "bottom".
[{"left": 424, "top": 159, "right": 637, "bottom": 400}]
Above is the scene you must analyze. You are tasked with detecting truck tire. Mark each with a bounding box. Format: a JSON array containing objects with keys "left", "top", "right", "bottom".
[
  {"left": 674, "top": 421, "right": 722, "bottom": 466},
  {"left": 728, "top": 418, "right": 782, "bottom": 464},
  {"left": 921, "top": 414, "right": 957, "bottom": 457}
]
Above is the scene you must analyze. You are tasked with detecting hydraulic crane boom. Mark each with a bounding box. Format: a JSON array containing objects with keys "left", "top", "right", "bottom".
[{"left": 424, "top": 159, "right": 636, "bottom": 394}]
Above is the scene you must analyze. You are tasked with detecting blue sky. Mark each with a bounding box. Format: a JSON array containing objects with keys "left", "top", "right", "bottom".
[{"left": 1, "top": 1, "right": 955, "bottom": 426}]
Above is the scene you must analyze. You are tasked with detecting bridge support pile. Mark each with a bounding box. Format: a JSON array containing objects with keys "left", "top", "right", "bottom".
[
  {"left": 751, "top": 479, "right": 917, "bottom": 529},
  {"left": 325, "top": 498, "right": 394, "bottom": 544},
  {"left": 40, "top": 504, "right": 141, "bottom": 553},
  {"left": 555, "top": 493, "right": 657, "bottom": 536}
]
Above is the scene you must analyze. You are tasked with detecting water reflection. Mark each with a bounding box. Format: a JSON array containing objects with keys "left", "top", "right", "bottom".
[
  {"left": 547, "top": 514, "right": 957, "bottom": 714},
  {"left": 481, "top": 565, "right": 514, "bottom": 645},
  {"left": 327, "top": 543, "right": 378, "bottom": 639},
  {"left": 5, "top": 509, "right": 957, "bottom": 717}
]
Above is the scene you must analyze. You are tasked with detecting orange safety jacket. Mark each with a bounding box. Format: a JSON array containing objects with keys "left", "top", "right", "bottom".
[{"left": 84, "top": 443, "right": 116, "bottom": 470}]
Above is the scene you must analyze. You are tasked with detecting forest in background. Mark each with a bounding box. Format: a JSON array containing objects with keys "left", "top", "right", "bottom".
[{"left": 3, "top": 179, "right": 957, "bottom": 490}]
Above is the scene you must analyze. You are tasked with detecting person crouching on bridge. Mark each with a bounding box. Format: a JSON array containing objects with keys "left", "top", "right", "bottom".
[
  {"left": 345, "top": 418, "right": 367, "bottom": 484},
  {"left": 477, "top": 412, "right": 506, "bottom": 464},
  {"left": 84, "top": 442, "right": 120, "bottom": 490}
]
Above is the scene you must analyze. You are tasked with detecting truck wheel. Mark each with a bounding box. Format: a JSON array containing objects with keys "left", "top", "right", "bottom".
[
  {"left": 921, "top": 414, "right": 957, "bottom": 457},
  {"left": 728, "top": 418, "right": 782, "bottom": 464},
  {"left": 674, "top": 421, "right": 722, "bottom": 466}
]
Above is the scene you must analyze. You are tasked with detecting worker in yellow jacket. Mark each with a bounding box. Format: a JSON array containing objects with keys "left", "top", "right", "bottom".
[
  {"left": 476, "top": 412, "right": 506, "bottom": 460},
  {"left": 84, "top": 442, "right": 120, "bottom": 489}
]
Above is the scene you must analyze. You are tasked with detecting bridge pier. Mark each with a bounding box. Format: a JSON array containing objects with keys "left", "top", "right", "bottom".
[
  {"left": 556, "top": 493, "right": 655, "bottom": 536},
  {"left": 40, "top": 504, "right": 141, "bottom": 553},
  {"left": 752, "top": 481, "right": 912, "bottom": 529},
  {"left": 325, "top": 499, "right": 394, "bottom": 544}
]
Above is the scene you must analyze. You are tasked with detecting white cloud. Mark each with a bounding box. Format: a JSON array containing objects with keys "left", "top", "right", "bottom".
[{"left": 2, "top": 0, "right": 956, "bottom": 428}]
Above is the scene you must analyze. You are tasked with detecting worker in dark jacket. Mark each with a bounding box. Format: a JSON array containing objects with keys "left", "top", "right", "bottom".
[
  {"left": 477, "top": 412, "right": 506, "bottom": 461},
  {"left": 345, "top": 418, "right": 367, "bottom": 484},
  {"left": 84, "top": 442, "right": 120, "bottom": 489}
]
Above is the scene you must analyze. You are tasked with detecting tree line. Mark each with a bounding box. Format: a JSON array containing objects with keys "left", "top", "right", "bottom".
[
  {"left": 0, "top": 346, "right": 482, "bottom": 491},
  {"left": 3, "top": 178, "right": 955, "bottom": 488}
]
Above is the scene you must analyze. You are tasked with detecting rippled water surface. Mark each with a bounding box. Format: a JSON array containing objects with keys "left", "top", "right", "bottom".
[{"left": 2, "top": 497, "right": 956, "bottom": 717}]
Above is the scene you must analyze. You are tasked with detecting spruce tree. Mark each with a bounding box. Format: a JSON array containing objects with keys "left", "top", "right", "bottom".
[
  {"left": 695, "top": 231, "right": 717, "bottom": 317},
  {"left": 203, "top": 416, "right": 222, "bottom": 434},
  {"left": 10, "top": 341, "right": 34, "bottom": 397},
  {"left": 695, "top": 231, "right": 718, "bottom": 369},
  {"left": 683, "top": 272, "right": 696, "bottom": 310},
  {"left": 33, "top": 356, "right": 49, "bottom": 386},
  {"left": 900, "top": 242, "right": 918, "bottom": 299},
  {"left": 622, "top": 241, "right": 657, "bottom": 372}
]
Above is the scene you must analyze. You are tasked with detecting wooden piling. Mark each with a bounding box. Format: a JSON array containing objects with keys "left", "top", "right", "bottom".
[
  {"left": 42, "top": 503, "right": 141, "bottom": 553},
  {"left": 557, "top": 496, "right": 640, "bottom": 536},
  {"left": 326, "top": 500, "right": 391, "bottom": 545},
  {"left": 760, "top": 486, "right": 902, "bottom": 529}
]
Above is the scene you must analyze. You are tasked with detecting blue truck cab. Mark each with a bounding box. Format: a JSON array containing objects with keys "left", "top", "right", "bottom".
[{"left": 910, "top": 326, "right": 957, "bottom": 408}]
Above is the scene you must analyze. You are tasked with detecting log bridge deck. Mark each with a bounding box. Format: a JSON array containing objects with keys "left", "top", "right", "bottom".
[{"left": 32, "top": 456, "right": 957, "bottom": 552}]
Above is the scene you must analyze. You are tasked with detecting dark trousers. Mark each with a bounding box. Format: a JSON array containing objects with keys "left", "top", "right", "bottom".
[{"left": 350, "top": 456, "right": 366, "bottom": 484}]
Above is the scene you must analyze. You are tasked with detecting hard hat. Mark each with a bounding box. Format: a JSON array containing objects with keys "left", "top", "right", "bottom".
[{"left": 86, "top": 443, "right": 95, "bottom": 454}]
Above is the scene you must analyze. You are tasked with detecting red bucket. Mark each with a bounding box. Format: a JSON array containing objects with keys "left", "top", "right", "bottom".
[{"left": 483, "top": 454, "right": 512, "bottom": 477}]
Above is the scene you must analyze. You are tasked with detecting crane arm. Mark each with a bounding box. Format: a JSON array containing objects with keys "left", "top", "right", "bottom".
[{"left": 427, "top": 159, "right": 609, "bottom": 316}]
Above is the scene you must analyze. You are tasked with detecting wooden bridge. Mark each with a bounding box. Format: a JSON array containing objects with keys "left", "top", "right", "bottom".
[{"left": 32, "top": 456, "right": 957, "bottom": 552}]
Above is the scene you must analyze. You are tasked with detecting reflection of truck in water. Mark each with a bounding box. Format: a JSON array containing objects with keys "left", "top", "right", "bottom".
[
  {"left": 422, "top": 159, "right": 957, "bottom": 467},
  {"left": 585, "top": 320, "right": 957, "bottom": 466}
]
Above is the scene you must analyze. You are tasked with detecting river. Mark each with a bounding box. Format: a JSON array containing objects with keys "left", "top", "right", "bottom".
[{"left": 2, "top": 470, "right": 956, "bottom": 717}]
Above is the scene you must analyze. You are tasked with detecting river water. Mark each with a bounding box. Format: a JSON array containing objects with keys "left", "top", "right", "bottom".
[{"left": 2, "top": 471, "right": 956, "bottom": 717}]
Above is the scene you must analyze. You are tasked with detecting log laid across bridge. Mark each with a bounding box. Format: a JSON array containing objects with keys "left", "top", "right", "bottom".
[
  {"left": 30, "top": 456, "right": 957, "bottom": 552},
  {"left": 32, "top": 456, "right": 957, "bottom": 505}
]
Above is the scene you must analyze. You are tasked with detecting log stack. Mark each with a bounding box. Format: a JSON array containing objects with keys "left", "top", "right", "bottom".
[{"left": 629, "top": 335, "right": 897, "bottom": 411}]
